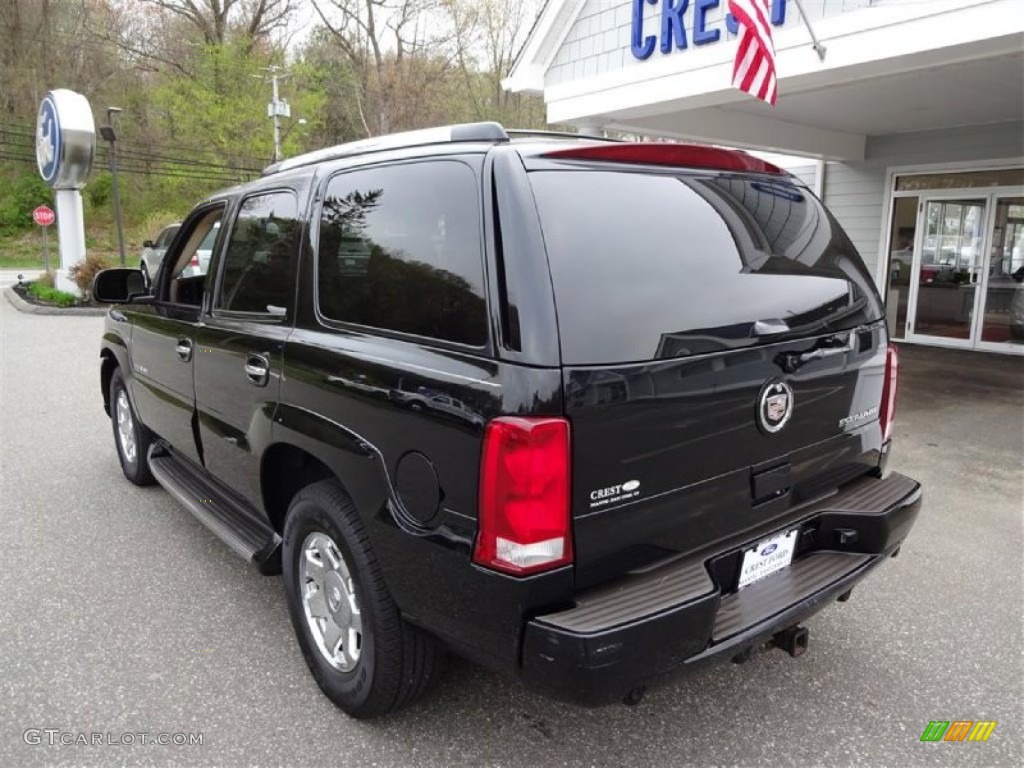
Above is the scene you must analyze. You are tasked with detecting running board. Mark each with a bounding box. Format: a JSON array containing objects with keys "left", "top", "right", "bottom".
[{"left": 148, "top": 445, "right": 281, "bottom": 570}]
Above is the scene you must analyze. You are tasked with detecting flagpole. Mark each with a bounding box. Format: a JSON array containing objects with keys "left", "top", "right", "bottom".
[{"left": 790, "top": 0, "right": 827, "bottom": 62}]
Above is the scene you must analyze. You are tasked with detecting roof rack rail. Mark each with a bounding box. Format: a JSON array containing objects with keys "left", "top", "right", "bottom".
[
  {"left": 263, "top": 121, "right": 510, "bottom": 176},
  {"left": 506, "top": 129, "right": 621, "bottom": 143}
]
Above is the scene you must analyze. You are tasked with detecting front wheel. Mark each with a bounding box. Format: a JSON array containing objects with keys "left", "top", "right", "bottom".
[
  {"left": 281, "top": 480, "right": 443, "bottom": 718},
  {"left": 109, "top": 368, "right": 155, "bottom": 486}
]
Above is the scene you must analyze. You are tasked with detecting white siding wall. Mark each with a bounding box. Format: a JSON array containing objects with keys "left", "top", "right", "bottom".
[
  {"left": 812, "top": 121, "right": 1024, "bottom": 280},
  {"left": 546, "top": 0, "right": 876, "bottom": 88}
]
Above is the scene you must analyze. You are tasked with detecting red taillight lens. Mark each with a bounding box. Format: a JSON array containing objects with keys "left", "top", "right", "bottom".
[
  {"left": 474, "top": 417, "right": 572, "bottom": 576},
  {"left": 188, "top": 254, "right": 200, "bottom": 267},
  {"left": 880, "top": 344, "right": 899, "bottom": 442}
]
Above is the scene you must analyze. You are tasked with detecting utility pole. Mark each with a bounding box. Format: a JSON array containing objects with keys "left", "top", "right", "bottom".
[
  {"left": 255, "top": 66, "right": 292, "bottom": 163},
  {"left": 99, "top": 106, "right": 126, "bottom": 266}
]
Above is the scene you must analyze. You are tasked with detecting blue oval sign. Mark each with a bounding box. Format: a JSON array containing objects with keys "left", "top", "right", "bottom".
[
  {"left": 36, "top": 95, "right": 62, "bottom": 185},
  {"left": 760, "top": 543, "right": 778, "bottom": 556}
]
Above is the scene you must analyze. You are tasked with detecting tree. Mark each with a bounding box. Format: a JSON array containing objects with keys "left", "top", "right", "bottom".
[
  {"left": 138, "top": 0, "right": 296, "bottom": 48},
  {"left": 310, "top": 0, "right": 458, "bottom": 136},
  {"left": 442, "top": 0, "right": 546, "bottom": 128}
]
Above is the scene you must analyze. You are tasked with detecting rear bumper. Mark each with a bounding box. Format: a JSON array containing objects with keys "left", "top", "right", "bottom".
[{"left": 520, "top": 472, "right": 921, "bottom": 706}]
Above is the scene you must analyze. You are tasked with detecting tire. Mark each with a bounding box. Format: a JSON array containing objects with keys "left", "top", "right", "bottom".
[
  {"left": 281, "top": 480, "right": 443, "bottom": 718},
  {"left": 109, "top": 367, "right": 155, "bottom": 486}
]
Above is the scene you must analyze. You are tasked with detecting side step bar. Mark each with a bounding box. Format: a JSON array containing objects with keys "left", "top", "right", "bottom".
[{"left": 148, "top": 445, "right": 281, "bottom": 570}]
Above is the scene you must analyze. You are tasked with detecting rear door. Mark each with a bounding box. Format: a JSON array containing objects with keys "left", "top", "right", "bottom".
[
  {"left": 526, "top": 162, "right": 889, "bottom": 583},
  {"left": 193, "top": 189, "right": 300, "bottom": 509}
]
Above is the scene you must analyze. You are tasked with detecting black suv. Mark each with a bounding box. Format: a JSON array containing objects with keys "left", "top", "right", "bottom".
[{"left": 94, "top": 123, "right": 921, "bottom": 718}]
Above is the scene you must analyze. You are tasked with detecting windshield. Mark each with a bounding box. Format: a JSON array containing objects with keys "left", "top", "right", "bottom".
[{"left": 529, "top": 170, "right": 883, "bottom": 364}]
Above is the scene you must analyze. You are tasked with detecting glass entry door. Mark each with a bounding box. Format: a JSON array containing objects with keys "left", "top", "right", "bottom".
[
  {"left": 906, "top": 198, "right": 987, "bottom": 346},
  {"left": 978, "top": 196, "right": 1024, "bottom": 347},
  {"left": 905, "top": 192, "right": 1024, "bottom": 352}
]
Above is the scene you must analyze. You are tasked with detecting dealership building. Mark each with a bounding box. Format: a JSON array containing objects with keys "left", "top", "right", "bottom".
[{"left": 506, "top": 0, "right": 1024, "bottom": 354}]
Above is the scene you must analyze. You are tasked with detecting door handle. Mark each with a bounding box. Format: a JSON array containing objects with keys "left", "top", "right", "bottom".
[
  {"left": 175, "top": 338, "right": 193, "bottom": 362},
  {"left": 244, "top": 354, "right": 270, "bottom": 387}
]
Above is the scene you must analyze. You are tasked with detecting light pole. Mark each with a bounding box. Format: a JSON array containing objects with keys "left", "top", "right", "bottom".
[{"left": 99, "top": 106, "right": 126, "bottom": 266}]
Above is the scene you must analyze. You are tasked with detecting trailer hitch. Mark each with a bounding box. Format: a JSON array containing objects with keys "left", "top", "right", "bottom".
[{"left": 771, "top": 625, "right": 809, "bottom": 658}]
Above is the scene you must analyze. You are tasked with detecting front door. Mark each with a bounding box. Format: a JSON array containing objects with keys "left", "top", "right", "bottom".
[
  {"left": 905, "top": 190, "right": 1024, "bottom": 353},
  {"left": 976, "top": 196, "right": 1024, "bottom": 350},
  {"left": 905, "top": 197, "right": 986, "bottom": 347},
  {"left": 129, "top": 205, "right": 227, "bottom": 464}
]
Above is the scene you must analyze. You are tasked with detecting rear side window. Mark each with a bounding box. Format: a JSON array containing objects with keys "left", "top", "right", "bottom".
[
  {"left": 158, "top": 225, "right": 179, "bottom": 247},
  {"left": 216, "top": 192, "right": 297, "bottom": 314},
  {"left": 530, "top": 170, "right": 883, "bottom": 364},
  {"left": 316, "top": 161, "right": 487, "bottom": 346}
]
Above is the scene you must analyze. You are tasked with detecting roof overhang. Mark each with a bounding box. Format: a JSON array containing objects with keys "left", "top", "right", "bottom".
[{"left": 506, "top": 0, "right": 1024, "bottom": 161}]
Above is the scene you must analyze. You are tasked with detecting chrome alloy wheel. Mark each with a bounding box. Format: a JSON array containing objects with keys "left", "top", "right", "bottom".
[
  {"left": 115, "top": 389, "right": 137, "bottom": 463},
  {"left": 300, "top": 532, "right": 363, "bottom": 672}
]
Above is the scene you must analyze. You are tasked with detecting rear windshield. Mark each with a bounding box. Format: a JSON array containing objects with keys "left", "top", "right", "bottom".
[{"left": 529, "top": 170, "right": 883, "bottom": 365}]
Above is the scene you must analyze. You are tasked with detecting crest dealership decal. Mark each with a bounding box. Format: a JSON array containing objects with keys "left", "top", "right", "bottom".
[{"left": 589, "top": 480, "right": 641, "bottom": 509}]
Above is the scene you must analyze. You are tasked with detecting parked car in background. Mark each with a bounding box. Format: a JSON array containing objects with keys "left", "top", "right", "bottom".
[{"left": 140, "top": 223, "right": 179, "bottom": 277}]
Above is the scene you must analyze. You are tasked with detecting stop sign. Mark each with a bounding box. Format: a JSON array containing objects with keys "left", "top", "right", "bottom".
[{"left": 33, "top": 205, "right": 55, "bottom": 227}]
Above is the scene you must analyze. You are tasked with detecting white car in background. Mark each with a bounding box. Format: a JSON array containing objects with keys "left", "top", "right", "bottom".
[{"left": 140, "top": 223, "right": 180, "bottom": 277}]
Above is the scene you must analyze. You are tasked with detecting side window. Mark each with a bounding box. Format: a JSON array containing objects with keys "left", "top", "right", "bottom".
[
  {"left": 162, "top": 207, "right": 224, "bottom": 307},
  {"left": 159, "top": 225, "right": 180, "bottom": 248},
  {"left": 216, "top": 192, "right": 297, "bottom": 314},
  {"left": 317, "top": 161, "right": 487, "bottom": 346}
]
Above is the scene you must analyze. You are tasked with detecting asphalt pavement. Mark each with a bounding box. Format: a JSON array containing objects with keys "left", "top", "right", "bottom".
[{"left": 0, "top": 297, "right": 1021, "bottom": 767}]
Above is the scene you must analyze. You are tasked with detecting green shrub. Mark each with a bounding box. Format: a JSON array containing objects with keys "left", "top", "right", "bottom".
[
  {"left": 68, "top": 252, "right": 114, "bottom": 296},
  {"left": 86, "top": 172, "right": 113, "bottom": 210},
  {"left": 0, "top": 175, "right": 54, "bottom": 237}
]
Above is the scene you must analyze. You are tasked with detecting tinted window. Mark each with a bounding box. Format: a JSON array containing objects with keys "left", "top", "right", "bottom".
[
  {"left": 216, "top": 192, "right": 297, "bottom": 314},
  {"left": 529, "top": 170, "right": 883, "bottom": 364},
  {"left": 317, "top": 161, "right": 487, "bottom": 346}
]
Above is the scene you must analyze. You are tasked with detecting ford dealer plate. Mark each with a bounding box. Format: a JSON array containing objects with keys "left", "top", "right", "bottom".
[{"left": 737, "top": 529, "right": 799, "bottom": 589}]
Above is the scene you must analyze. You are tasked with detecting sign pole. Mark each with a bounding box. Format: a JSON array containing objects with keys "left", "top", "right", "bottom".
[
  {"left": 32, "top": 204, "right": 56, "bottom": 274},
  {"left": 35, "top": 89, "right": 96, "bottom": 297}
]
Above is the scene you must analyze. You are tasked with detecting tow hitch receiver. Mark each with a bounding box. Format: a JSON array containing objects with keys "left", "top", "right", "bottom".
[{"left": 771, "top": 625, "right": 809, "bottom": 658}]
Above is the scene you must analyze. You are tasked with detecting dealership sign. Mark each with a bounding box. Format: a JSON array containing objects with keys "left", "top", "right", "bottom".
[
  {"left": 36, "top": 90, "right": 96, "bottom": 190},
  {"left": 632, "top": 0, "right": 787, "bottom": 60}
]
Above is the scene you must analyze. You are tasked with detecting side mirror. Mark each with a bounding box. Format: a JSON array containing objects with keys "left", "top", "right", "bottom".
[
  {"left": 93, "top": 268, "right": 151, "bottom": 304},
  {"left": 142, "top": 239, "right": 155, "bottom": 248}
]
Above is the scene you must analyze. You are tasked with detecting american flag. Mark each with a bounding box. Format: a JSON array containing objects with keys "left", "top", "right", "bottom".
[{"left": 729, "top": 0, "right": 778, "bottom": 105}]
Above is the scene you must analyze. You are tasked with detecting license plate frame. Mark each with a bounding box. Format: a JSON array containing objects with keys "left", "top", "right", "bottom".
[{"left": 737, "top": 528, "right": 799, "bottom": 590}]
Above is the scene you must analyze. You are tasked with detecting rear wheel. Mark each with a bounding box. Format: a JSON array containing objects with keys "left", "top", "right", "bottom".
[
  {"left": 109, "top": 368, "right": 155, "bottom": 486},
  {"left": 281, "top": 480, "right": 443, "bottom": 718}
]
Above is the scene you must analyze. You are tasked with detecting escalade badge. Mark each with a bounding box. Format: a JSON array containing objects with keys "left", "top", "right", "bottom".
[{"left": 758, "top": 380, "right": 794, "bottom": 435}]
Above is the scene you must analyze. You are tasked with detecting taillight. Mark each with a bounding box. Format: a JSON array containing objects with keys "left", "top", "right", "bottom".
[
  {"left": 880, "top": 344, "right": 899, "bottom": 442},
  {"left": 473, "top": 417, "right": 572, "bottom": 576},
  {"left": 188, "top": 253, "right": 200, "bottom": 268}
]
